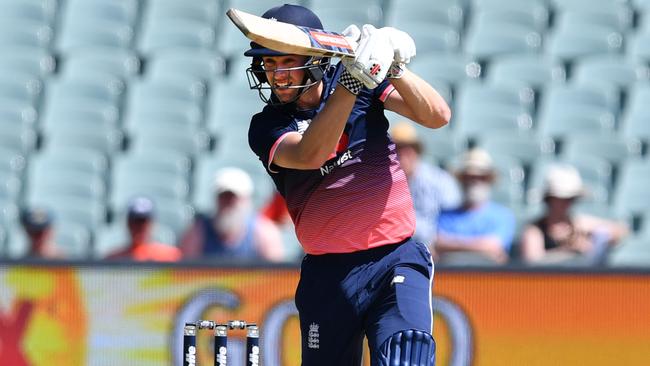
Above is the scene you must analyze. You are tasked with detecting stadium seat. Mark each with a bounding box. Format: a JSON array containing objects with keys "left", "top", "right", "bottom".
[
  {"left": 28, "top": 147, "right": 108, "bottom": 183},
  {"left": 410, "top": 128, "right": 466, "bottom": 168},
  {"left": 385, "top": 0, "right": 465, "bottom": 31},
  {"left": 612, "top": 160, "right": 650, "bottom": 215},
  {"left": 554, "top": 10, "right": 633, "bottom": 32},
  {"left": 113, "top": 150, "right": 191, "bottom": 183},
  {"left": 395, "top": 23, "right": 461, "bottom": 54},
  {"left": 0, "top": 198, "right": 19, "bottom": 224},
  {"left": 621, "top": 85, "right": 650, "bottom": 144},
  {"left": 0, "top": 73, "right": 43, "bottom": 107},
  {"left": 633, "top": 0, "right": 650, "bottom": 10},
  {"left": 207, "top": 78, "right": 263, "bottom": 137},
  {"left": 145, "top": 0, "right": 218, "bottom": 25},
  {"left": 30, "top": 148, "right": 109, "bottom": 192},
  {"left": 573, "top": 56, "right": 648, "bottom": 90},
  {"left": 147, "top": 49, "right": 226, "bottom": 83},
  {"left": 138, "top": 18, "right": 215, "bottom": 55},
  {"left": 129, "top": 76, "right": 206, "bottom": 107},
  {"left": 476, "top": 132, "right": 555, "bottom": 166},
  {"left": 57, "top": 19, "right": 135, "bottom": 52},
  {"left": 0, "top": 20, "right": 54, "bottom": 49},
  {"left": 63, "top": 0, "right": 139, "bottom": 26},
  {"left": 539, "top": 85, "right": 620, "bottom": 119},
  {"left": 306, "top": 4, "right": 385, "bottom": 32},
  {"left": 227, "top": 0, "right": 293, "bottom": 16},
  {"left": 124, "top": 100, "right": 203, "bottom": 136},
  {"left": 607, "top": 236, "right": 650, "bottom": 267},
  {"left": 472, "top": 0, "right": 548, "bottom": 21},
  {"left": 549, "top": 0, "right": 630, "bottom": 11},
  {"left": 547, "top": 25, "right": 623, "bottom": 61},
  {"left": 464, "top": 23, "right": 541, "bottom": 59},
  {"left": 42, "top": 102, "right": 120, "bottom": 136},
  {"left": 453, "top": 106, "right": 533, "bottom": 141},
  {"left": 0, "top": 147, "right": 26, "bottom": 177},
  {"left": 62, "top": 48, "right": 141, "bottom": 79},
  {"left": 0, "top": 173, "right": 21, "bottom": 203},
  {"left": 471, "top": 8, "right": 548, "bottom": 33},
  {"left": 562, "top": 134, "right": 642, "bottom": 166},
  {"left": 456, "top": 83, "right": 535, "bottom": 114},
  {"left": 44, "top": 127, "right": 123, "bottom": 157},
  {"left": 0, "top": 101, "right": 38, "bottom": 127},
  {"left": 627, "top": 31, "right": 650, "bottom": 61},
  {"left": 409, "top": 54, "right": 482, "bottom": 86},
  {"left": 2, "top": 0, "right": 58, "bottom": 26},
  {"left": 129, "top": 126, "right": 210, "bottom": 158},
  {"left": 25, "top": 172, "right": 106, "bottom": 206},
  {"left": 0, "top": 123, "right": 37, "bottom": 155},
  {"left": 45, "top": 74, "right": 126, "bottom": 107},
  {"left": 5, "top": 225, "right": 28, "bottom": 259},
  {"left": 110, "top": 171, "right": 190, "bottom": 211},
  {"left": 537, "top": 105, "right": 616, "bottom": 141},
  {"left": 0, "top": 47, "right": 56, "bottom": 77},
  {"left": 487, "top": 55, "right": 566, "bottom": 88}
]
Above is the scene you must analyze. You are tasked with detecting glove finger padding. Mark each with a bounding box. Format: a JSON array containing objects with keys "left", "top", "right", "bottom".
[
  {"left": 380, "top": 27, "right": 416, "bottom": 64},
  {"left": 341, "top": 24, "right": 361, "bottom": 50},
  {"left": 344, "top": 24, "right": 394, "bottom": 89}
]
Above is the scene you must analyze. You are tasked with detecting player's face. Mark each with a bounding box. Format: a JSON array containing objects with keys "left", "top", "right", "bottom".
[{"left": 262, "top": 55, "right": 309, "bottom": 102}]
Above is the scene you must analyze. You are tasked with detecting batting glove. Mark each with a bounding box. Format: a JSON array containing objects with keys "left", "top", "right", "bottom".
[
  {"left": 341, "top": 24, "right": 361, "bottom": 50},
  {"left": 341, "top": 24, "right": 393, "bottom": 89},
  {"left": 376, "top": 27, "right": 416, "bottom": 79}
]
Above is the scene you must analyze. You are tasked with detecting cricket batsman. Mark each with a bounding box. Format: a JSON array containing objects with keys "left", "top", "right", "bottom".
[{"left": 242, "top": 4, "right": 451, "bottom": 365}]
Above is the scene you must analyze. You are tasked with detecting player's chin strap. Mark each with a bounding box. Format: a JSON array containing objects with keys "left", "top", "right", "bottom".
[{"left": 378, "top": 329, "right": 436, "bottom": 366}]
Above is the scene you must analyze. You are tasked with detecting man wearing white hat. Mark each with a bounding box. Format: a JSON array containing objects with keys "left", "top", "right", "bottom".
[
  {"left": 520, "top": 164, "right": 628, "bottom": 265},
  {"left": 180, "top": 167, "right": 284, "bottom": 262},
  {"left": 434, "top": 148, "right": 516, "bottom": 264}
]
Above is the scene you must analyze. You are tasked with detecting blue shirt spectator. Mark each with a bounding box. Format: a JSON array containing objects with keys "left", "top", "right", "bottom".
[
  {"left": 434, "top": 148, "right": 516, "bottom": 264},
  {"left": 437, "top": 201, "right": 515, "bottom": 251}
]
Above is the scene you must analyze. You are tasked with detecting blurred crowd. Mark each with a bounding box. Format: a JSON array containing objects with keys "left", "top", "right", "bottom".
[{"left": 15, "top": 122, "right": 630, "bottom": 266}]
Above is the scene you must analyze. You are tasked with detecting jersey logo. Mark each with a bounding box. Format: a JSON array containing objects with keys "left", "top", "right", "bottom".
[
  {"left": 320, "top": 150, "right": 352, "bottom": 176},
  {"left": 308, "top": 323, "right": 320, "bottom": 349},
  {"left": 297, "top": 119, "right": 311, "bottom": 135}
]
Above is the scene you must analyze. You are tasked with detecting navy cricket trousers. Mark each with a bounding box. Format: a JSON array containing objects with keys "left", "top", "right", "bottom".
[{"left": 295, "top": 238, "right": 434, "bottom": 365}]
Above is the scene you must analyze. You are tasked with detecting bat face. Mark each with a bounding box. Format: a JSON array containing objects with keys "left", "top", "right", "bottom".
[{"left": 227, "top": 8, "right": 356, "bottom": 59}]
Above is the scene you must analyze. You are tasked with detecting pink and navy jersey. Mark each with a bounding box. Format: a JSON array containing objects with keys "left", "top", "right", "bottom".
[{"left": 248, "top": 64, "right": 415, "bottom": 255}]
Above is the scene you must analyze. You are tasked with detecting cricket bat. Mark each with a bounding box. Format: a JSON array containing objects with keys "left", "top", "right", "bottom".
[{"left": 226, "top": 8, "right": 356, "bottom": 59}]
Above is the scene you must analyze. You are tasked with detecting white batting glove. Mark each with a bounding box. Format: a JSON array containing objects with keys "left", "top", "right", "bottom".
[
  {"left": 341, "top": 24, "right": 394, "bottom": 89},
  {"left": 376, "top": 27, "right": 416, "bottom": 79},
  {"left": 341, "top": 24, "right": 361, "bottom": 50}
]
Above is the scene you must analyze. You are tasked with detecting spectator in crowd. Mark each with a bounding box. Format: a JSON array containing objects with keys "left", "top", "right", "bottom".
[
  {"left": 180, "top": 167, "right": 284, "bottom": 262},
  {"left": 390, "top": 121, "right": 461, "bottom": 247},
  {"left": 106, "top": 196, "right": 182, "bottom": 262},
  {"left": 434, "top": 148, "right": 516, "bottom": 264},
  {"left": 20, "top": 207, "right": 64, "bottom": 259},
  {"left": 519, "top": 164, "right": 629, "bottom": 265}
]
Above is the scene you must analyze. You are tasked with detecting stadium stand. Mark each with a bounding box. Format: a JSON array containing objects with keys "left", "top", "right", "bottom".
[{"left": 0, "top": 0, "right": 648, "bottom": 266}]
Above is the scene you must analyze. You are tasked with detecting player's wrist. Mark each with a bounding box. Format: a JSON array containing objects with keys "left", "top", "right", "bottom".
[
  {"left": 387, "top": 62, "right": 406, "bottom": 79},
  {"left": 338, "top": 67, "right": 364, "bottom": 95}
]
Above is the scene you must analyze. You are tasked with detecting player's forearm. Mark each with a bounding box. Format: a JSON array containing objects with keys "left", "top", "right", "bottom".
[
  {"left": 390, "top": 70, "right": 451, "bottom": 128},
  {"left": 295, "top": 87, "right": 357, "bottom": 167}
]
